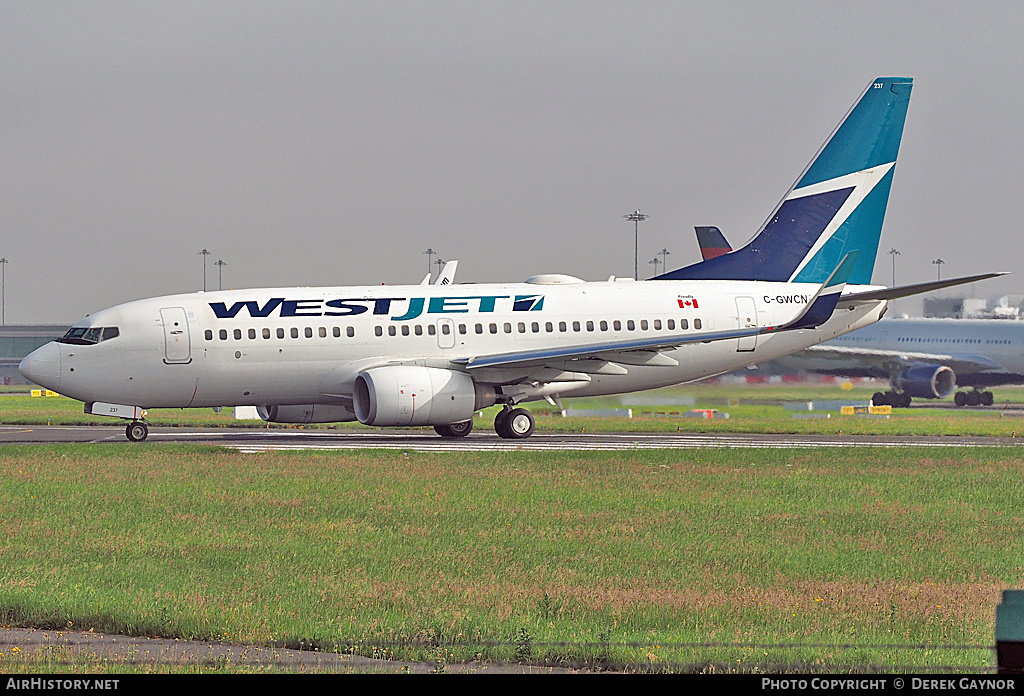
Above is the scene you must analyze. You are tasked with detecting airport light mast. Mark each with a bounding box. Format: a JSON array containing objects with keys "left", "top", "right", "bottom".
[
  {"left": 215, "top": 259, "right": 227, "bottom": 291},
  {"left": 198, "top": 249, "right": 211, "bottom": 292},
  {"left": 888, "top": 247, "right": 900, "bottom": 286},
  {"left": 624, "top": 210, "right": 649, "bottom": 280},
  {"left": 649, "top": 257, "right": 660, "bottom": 277},
  {"left": 658, "top": 247, "right": 671, "bottom": 276},
  {"left": 0, "top": 257, "right": 7, "bottom": 325},
  {"left": 933, "top": 258, "right": 945, "bottom": 281},
  {"left": 423, "top": 248, "right": 437, "bottom": 281}
]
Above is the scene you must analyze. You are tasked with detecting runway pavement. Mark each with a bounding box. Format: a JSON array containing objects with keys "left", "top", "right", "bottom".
[{"left": 2, "top": 424, "right": 1021, "bottom": 451}]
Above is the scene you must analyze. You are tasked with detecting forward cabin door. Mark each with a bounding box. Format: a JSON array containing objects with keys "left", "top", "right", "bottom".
[
  {"left": 160, "top": 307, "right": 192, "bottom": 364},
  {"left": 735, "top": 296, "right": 757, "bottom": 352}
]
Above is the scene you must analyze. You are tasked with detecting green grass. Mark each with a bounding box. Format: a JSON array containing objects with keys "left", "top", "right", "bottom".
[{"left": 1, "top": 444, "right": 1022, "bottom": 672}]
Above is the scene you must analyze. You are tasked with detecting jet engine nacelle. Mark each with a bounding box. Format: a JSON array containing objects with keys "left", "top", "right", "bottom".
[
  {"left": 893, "top": 364, "right": 956, "bottom": 399},
  {"left": 257, "top": 404, "right": 357, "bottom": 424},
  {"left": 353, "top": 366, "right": 496, "bottom": 426}
]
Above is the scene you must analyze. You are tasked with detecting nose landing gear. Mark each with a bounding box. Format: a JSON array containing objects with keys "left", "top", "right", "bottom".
[{"left": 125, "top": 421, "right": 149, "bottom": 442}]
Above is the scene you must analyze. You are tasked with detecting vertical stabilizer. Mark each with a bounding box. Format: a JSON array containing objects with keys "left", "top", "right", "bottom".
[{"left": 658, "top": 78, "right": 913, "bottom": 285}]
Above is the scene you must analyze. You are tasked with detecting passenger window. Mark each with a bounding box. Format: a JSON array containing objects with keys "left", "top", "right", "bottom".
[
  {"left": 388, "top": 326, "right": 396, "bottom": 336},
  {"left": 219, "top": 329, "right": 228, "bottom": 340},
  {"left": 532, "top": 322, "right": 540, "bottom": 333},
  {"left": 374, "top": 326, "right": 383, "bottom": 337},
  {"left": 475, "top": 323, "right": 484, "bottom": 334},
  {"left": 653, "top": 319, "right": 662, "bottom": 330},
  {"left": 545, "top": 322, "right": 553, "bottom": 332},
  {"left": 248, "top": 328, "right": 257, "bottom": 339},
  {"left": 572, "top": 321, "right": 581, "bottom": 332},
  {"left": 503, "top": 323, "right": 512, "bottom": 333},
  {"left": 518, "top": 322, "right": 526, "bottom": 333},
  {"left": 264, "top": 328, "right": 272, "bottom": 339},
  {"left": 459, "top": 324, "right": 467, "bottom": 334},
  {"left": 415, "top": 325, "right": 423, "bottom": 336},
  {"left": 234, "top": 329, "right": 242, "bottom": 340},
  {"left": 319, "top": 327, "right": 327, "bottom": 338},
  {"left": 694, "top": 318, "right": 702, "bottom": 330},
  {"left": 291, "top": 328, "right": 299, "bottom": 338},
  {"left": 667, "top": 319, "right": 675, "bottom": 330},
  {"left": 401, "top": 325, "right": 410, "bottom": 336},
  {"left": 640, "top": 320, "right": 648, "bottom": 330},
  {"left": 205, "top": 329, "right": 213, "bottom": 341},
  {"left": 347, "top": 327, "right": 355, "bottom": 337},
  {"left": 333, "top": 327, "right": 340, "bottom": 338},
  {"left": 559, "top": 321, "right": 567, "bottom": 332},
  {"left": 490, "top": 323, "right": 498, "bottom": 334},
  {"left": 305, "top": 327, "right": 313, "bottom": 338},
  {"left": 680, "top": 319, "right": 688, "bottom": 330},
  {"left": 442, "top": 324, "right": 451, "bottom": 335},
  {"left": 277, "top": 328, "right": 285, "bottom": 339},
  {"left": 625, "top": 320, "right": 633, "bottom": 331},
  {"left": 586, "top": 321, "right": 594, "bottom": 331},
  {"left": 428, "top": 324, "right": 436, "bottom": 335}
]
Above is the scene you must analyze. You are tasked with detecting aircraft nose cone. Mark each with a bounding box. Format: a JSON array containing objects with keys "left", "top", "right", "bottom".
[{"left": 19, "top": 342, "right": 61, "bottom": 391}]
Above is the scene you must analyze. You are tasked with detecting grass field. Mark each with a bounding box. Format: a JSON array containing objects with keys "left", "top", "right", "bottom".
[{"left": 1, "top": 443, "right": 1022, "bottom": 673}]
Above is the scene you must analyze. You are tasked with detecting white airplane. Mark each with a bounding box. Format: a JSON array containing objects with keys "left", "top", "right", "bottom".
[
  {"left": 773, "top": 317, "right": 1024, "bottom": 407},
  {"left": 19, "top": 77, "right": 1002, "bottom": 441}
]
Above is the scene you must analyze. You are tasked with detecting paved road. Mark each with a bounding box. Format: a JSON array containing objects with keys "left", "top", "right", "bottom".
[{"left": 2, "top": 424, "right": 1021, "bottom": 450}]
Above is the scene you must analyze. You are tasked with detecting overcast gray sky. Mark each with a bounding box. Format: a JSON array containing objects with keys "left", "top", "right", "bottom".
[{"left": 3, "top": 1, "right": 1023, "bottom": 324}]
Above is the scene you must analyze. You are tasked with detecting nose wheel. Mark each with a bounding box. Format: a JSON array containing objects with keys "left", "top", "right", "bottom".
[{"left": 125, "top": 421, "right": 149, "bottom": 442}]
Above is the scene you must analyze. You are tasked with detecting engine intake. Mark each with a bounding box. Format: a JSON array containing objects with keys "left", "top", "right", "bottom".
[
  {"left": 354, "top": 366, "right": 495, "bottom": 426},
  {"left": 893, "top": 364, "right": 956, "bottom": 399}
]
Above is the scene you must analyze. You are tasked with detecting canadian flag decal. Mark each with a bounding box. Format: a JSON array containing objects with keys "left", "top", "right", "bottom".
[{"left": 677, "top": 296, "right": 699, "bottom": 309}]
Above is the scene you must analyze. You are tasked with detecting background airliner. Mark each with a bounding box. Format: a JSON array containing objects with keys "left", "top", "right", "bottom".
[
  {"left": 19, "top": 77, "right": 1002, "bottom": 440},
  {"left": 774, "top": 318, "right": 1024, "bottom": 407},
  {"left": 691, "top": 215, "right": 1019, "bottom": 407}
]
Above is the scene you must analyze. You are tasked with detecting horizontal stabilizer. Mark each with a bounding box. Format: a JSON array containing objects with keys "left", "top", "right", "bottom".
[{"left": 841, "top": 272, "right": 1009, "bottom": 303}]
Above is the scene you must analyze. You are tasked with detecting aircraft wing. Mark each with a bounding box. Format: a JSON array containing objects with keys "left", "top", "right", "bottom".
[
  {"left": 799, "top": 344, "right": 1006, "bottom": 375},
  {"left": 452, "top": 326, "right": 763, "bottom": 370},
  {"left": 456, "top": 254, "right": 858, "bottom": 372}
]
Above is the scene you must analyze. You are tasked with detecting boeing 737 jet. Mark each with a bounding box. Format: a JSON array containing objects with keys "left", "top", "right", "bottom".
[{"left": 20, "top": 77, "right": 1002, "bottom": 440}]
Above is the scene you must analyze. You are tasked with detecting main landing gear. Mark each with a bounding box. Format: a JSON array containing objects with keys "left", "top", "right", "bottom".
[
  {"left": 954, "top": 390, "right": 994, "bottom": 407},
  {"left": 434, "top": 420, "right": 474, "bottom": 438},
  {"left": 872, "top": 390, "right": 912, "bottom": 408},
  {"left": 125, "top": 421, "right": 149, "bottom": 442},
  {"left": 494, "top": 407, "right": 535, "bottom": 439},
  {"left": 432, "top": 407, "right": 536, "bottom": 439}
]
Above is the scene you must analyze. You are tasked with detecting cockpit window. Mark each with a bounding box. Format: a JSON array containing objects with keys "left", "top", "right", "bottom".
[{"left": 57, "top": 326, "right": 120, "bottom": 345}]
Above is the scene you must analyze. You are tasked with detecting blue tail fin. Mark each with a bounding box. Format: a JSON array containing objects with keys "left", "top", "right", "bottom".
[{"left": 658, "top": 77, "right": 913, "bottom": 285}]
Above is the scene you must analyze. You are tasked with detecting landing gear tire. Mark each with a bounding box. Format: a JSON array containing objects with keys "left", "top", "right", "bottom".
[
  {"left": 495, "top": 408, "right": 535, "bottom": 439},
  {"left": 982, "top": 391, "right": 994, "bottom": 406},
  {"left": 875, "top": 391, "right": 910, "bottom": 408},
  {"left": 954, "top": 392, "right": 967, "bottom": 407},
  {"left": 126, "top": 421, "right": 149, "bottom": 442},
  {"left": 434, "top": 420, "right": 473, "bottom": 438}
]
